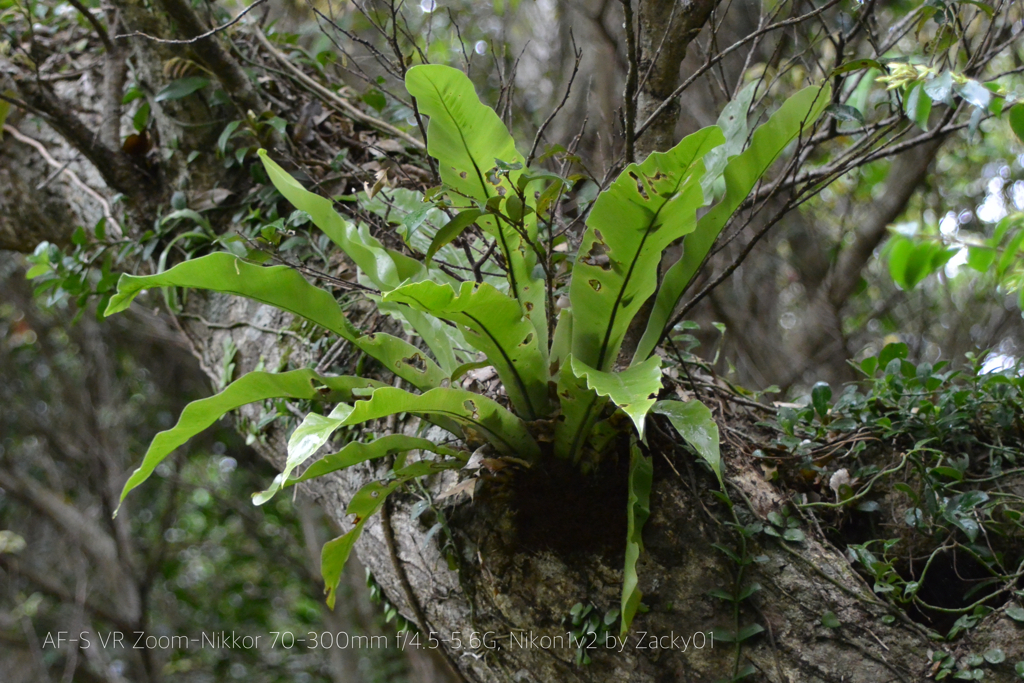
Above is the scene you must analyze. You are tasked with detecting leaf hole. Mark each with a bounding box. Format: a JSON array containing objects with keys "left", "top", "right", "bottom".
[
  {"left": 582, "top": 240, "right": 611, "bottom": 269},
  {"left": 401, "top": 353, "right": 428, "bottom": 373},
  {"left": 629, "top": 171, "right": 650, "bottom": 200}
]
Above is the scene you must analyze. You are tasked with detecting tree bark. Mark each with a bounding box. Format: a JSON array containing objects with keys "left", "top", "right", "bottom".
[{"left": 635, "top": 0, "right": 720, "bottom": 159}]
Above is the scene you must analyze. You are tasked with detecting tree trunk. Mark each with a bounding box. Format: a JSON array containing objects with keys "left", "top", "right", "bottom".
[{"left": 635, "top": 0, "right": 720, "bottom": 159}]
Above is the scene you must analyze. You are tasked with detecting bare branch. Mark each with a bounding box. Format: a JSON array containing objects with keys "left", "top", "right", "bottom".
[
  {"left": 527, "top": 34, "right": 582, "bottom": 166},
  {"left": 3, "top": 125, "right": 123, "bottom": 237},
  {"left": 115, "top": 0, "right": 268, "bottom": 45},
  {"left": 65, "top": 0, "right": 114, "bottom": 53},
  {"left": 11, "top": 76, "right": 154, "bottom": 207},
  {"left": 635, "top": 0, "right": 841, "bottom": 142},
  {"left": 148, "top": 0, "right": 263, "bottom": 113},
  {"left": 621, "top": 0, "right": 639, "bottom": 163},
  {"left": 254, "top": 29, "right": 425, "bottom": 150}
]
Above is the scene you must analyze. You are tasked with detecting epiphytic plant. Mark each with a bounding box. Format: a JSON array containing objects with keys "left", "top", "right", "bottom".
[{"left": 104, "top": 65, "right": 830, "bottom": 627}]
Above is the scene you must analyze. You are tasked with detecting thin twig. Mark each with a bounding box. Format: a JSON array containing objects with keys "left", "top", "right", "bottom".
[
  {"left": 65, "top": 0, "right": 113, "bottom": 52},
  {"left": 620, "top": 0, "right": 639, "bottom": 164},
  {"left": 3, "top": 124, "right": 123, "bottom": 237},
  {"left": 116, "top": 0, "right": 268, "bottom": 44},
  {"left": 526, "top": 33, "right": 582, "bottom": 166},
  {"left": 254, "top": 29, "right": 425, "bottom": 150},
  {"left": 635, "top": 0, "right": 842, "bottom": 141}
]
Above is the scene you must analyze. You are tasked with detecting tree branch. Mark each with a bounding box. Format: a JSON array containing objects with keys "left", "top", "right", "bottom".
[
  {"left": 117, "top": 0, "right": 267, "bottom": 45},
  {"left": 150, "top": 0, "right": 263, "bottom": 113},
  {"left": 12, "top": 75, "right": 154, "bottom": 207},
  {"left": 635, "top": 0, "right": 720, "bottom": 157}
]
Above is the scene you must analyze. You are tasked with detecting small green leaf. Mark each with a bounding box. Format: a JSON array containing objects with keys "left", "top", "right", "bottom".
[
  {"left": 783, "top": 528, "right": 805, "bottom": 543},
  {"left": 708, "top": 588, "right": 735, "bottom": 602},
  {"left": 924, "top": 71, "right": 953, "bottom": 104},
  {"left": 931, "top": 466, "right": 963, "bottom": 481},
  {"left": 832, "top": 58, "right": 883, "bottom": 75},
  {"left": 985, "top": 83, "right": 1004, "bottom": 116},
  {"left": 984, "top": 648, "right": 1005, "bottom": 665},
  {"left": 736, "top": 623, "right": 764, "bottom": 642},
  {"left": 426, "top": 209, "right": 482, "bottom": 264},
  {"left": 267, "top": 116, "right": 288, "bottom": 136},
  {"left": 737, "top": 583, "right": 762, "bottom": 600},
  {"left": 1009, "top": 104, "right": 1024, "bottom": 144},
  {"left": 904, "top": 83, "right": 932, "bottom": 131},
  {"left": 132, "top": 101, "right": 150, "bottom": 133},
  {"left": 322, "top": 519, "right": 367, "bottom": 609},
  {"left": 362, "top": 88, "right": 386, "bottom": 111},
  {"left": 154, "top": 76, "right": 210, "bottom": 102},
  {"left": 652, "top": 399, "right": 722, "bottom": 487},
  {"left": 218, "top": 121, "right": 243, "bottom": 155},
  {"left": 1015, "top": 661, "right": 1024, "bottom": 678},
  {"left": 1006, "top": 604, "right": 1024, "bottom": 622},
  {"left": 825, "top": 103, "right": 865, "bottom": 124},
  {"left": 966, "top": 245, "right": 996, "bottom": 273},
  {"left": 25, "top": 263, "right": 50, "bottom": 279},
  {"left": 878, "top": 342, "right": 908, "bottom": 367},
  {"left": 956, "top": 79, "right": 992, "bottom": 110},
  {"left": 821, "top": 611, "right": 841, "bottom": 629},
  {"left": 811, "top": 381, "right": 831, "bottom": 419},
  {"left": 887, "top": 235, "right": 916, "bottom": 289}
]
